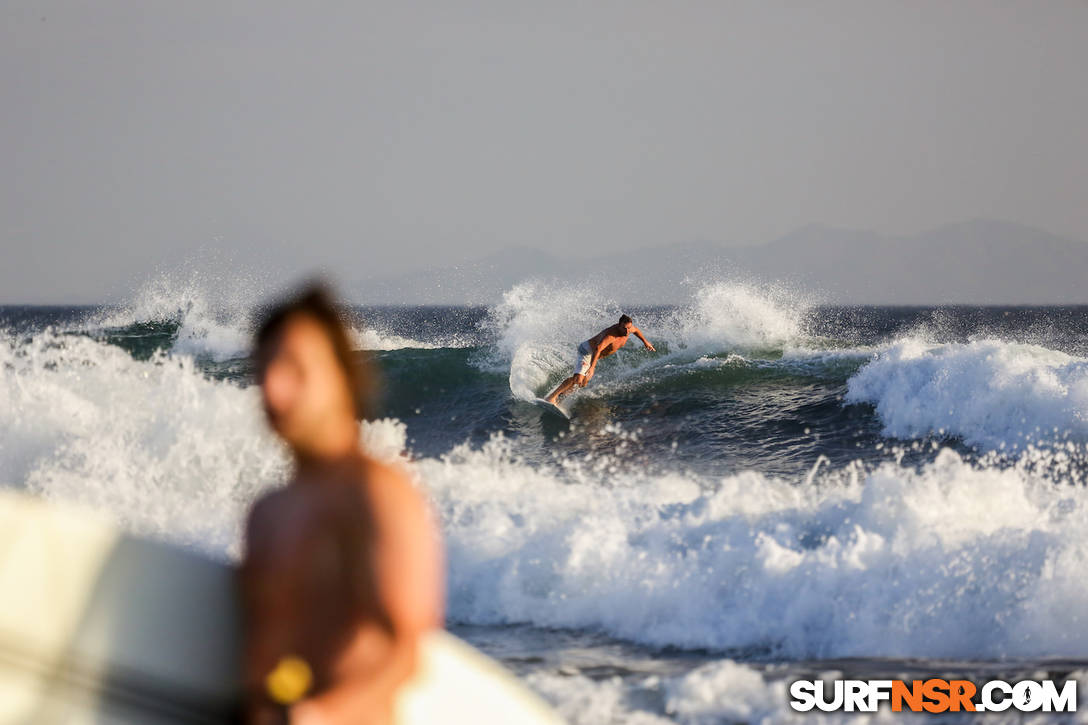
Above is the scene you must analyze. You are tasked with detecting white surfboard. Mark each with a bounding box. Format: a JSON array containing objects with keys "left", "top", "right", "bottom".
[
  {"left": 532, "top": 398, "right": 571, "bottom": 420},
  {"left": 0, "top": 490, "right": 563, "bottom": 724}
]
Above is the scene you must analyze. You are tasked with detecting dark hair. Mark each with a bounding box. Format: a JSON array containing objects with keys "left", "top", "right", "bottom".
[
  {"left": 253, "top": 283, "right": 375, "bottom": 419},
  {"left": 619, "top": 314, "right": 633, "bottom": 326}
]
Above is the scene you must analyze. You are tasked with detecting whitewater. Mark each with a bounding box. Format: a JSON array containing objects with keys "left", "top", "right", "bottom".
[{"left": 5, "top": 275, "right": 1088, "bottom": 722}]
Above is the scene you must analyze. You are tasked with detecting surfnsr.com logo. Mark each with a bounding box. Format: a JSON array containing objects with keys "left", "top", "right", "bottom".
[{"left": 790, "top": 678, "right": 1077, "bottom": 714}]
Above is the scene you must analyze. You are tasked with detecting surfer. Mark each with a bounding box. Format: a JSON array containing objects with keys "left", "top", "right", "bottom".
[
  {"left": 545, "top": 314, "right": 656, "bottom": 404},
  {"left": 241, "top": 285, "right": 443, "bottom": 725}
]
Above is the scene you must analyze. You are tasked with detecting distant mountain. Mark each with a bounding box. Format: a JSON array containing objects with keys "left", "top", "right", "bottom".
[
  {"left": 351, "top": 220, "right": 1088, "bottom": 305},
  {"left": 355, "top": 247, "right": 564, "bottom": 306}
]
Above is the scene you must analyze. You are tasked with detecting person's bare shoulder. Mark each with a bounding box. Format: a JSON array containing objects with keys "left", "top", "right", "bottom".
[{"left": 360, "top": 459, "right": 431, "bottom": 522}]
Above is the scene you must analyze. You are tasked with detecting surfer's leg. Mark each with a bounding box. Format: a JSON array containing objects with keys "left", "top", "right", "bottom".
[
  {"left": 547, "top": 375, "right": 582, "bottom": 403},
  {"left": 549, "top": 344, "right": 592, "bottom": 403}
]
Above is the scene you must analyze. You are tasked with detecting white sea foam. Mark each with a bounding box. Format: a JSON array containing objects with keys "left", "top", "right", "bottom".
[
  {"left": 0, "top": 329, "right": 424, "bottom": 558},
  {"left": 0, "top": 331, "right": 285, "bottom": 556},
  {"left": 420, "top": 433, "right": 1088, "bottom": 661},
  {"left": 479, "top": 281, "right": 622, "bottom": 400},
  {"left": 526, "top": 671, "right": 675, "bottom": 725},
  {"left": 91, "top": 270, "right": 260, "bottom": 361},
  {"left": 527, "top": 660, "right": 796, "bottom": 725},
  {"left": 91, "top": 271, "right": 448, "bottom": 357},
  {"left": 846, "top": 338, "right": 1088, "bottom": 450},
  {"left": 665, "top": 281, "right": 809, "bottom": 353},
  {"left": 664, "top": 661, "right": 792, "bottom": 724},
  {"left": 350, "top": 327, "right": 464, "bottom": 351}
]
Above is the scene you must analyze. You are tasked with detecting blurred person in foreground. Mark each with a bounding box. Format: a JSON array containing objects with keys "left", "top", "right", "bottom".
[{"left": 241, "top": 285, "right": 443, "bottom": 725}]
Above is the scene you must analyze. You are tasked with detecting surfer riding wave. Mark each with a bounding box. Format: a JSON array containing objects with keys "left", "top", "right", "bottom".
[{"left": 545, "top": 314, "right": 655, "bottom": 404}]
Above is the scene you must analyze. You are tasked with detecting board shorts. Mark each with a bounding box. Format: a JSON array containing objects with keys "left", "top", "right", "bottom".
[{"left": 574, "top": 340, "right": 593, "bottom": 376}]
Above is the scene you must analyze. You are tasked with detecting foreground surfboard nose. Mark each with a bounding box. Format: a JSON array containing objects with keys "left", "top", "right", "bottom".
[{"left": 0, "top": 490, "right": 242, "bottom": 724}]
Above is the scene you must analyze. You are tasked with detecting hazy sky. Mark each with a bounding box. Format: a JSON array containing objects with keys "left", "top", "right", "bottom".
[{"left": 3, "top": 1, "right": 1087, "bottom": 303}]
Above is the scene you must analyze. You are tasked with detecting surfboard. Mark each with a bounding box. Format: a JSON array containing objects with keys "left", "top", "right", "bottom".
[
  {"left": 532, "top": 398, "right": 571, "bottom": 420},
  {"left": 0, "top": 490, "right": 563, "bottom": 724}
]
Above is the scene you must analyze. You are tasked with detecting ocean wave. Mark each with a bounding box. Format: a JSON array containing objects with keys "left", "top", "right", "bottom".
[
  {"left": 477, "top": 281, "right": 622, "bottom": 400},
  {"left": 0, "top": 330, "right": 282, "bottom": 555},
  {"left": 846, "top": 338, "right": 1088, "bottom": 450},
  {"left": 663, "top": 280, "right": 811, "bottom": 353},
  {"left": 422, "top": 432, "right": 1088, "bottom": 660},
  {"left": 88, "top": 269, "right": 262, "bottom": 361},
  {"left": 483, "top": 280, "right": 815, "bottom": 402},
  {"left": 350, "top": 327, "right": 469, "bottom": 351},
  {"left": 0, "top": 328, "right": 417, "bottom": 556},
  {"left": 527, "top": 660, "right": 793, "bottom": 725},
  {"left": 7, "top": 329, "right": 1088, "bottom": 665},
  {"left": 86, "top": 271, "right": 454, "bottom": 358}
]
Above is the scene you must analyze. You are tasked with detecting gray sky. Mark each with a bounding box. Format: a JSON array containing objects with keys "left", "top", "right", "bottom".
[{"left": 3, "top": 1, "right": 1087, "bottom": 303}]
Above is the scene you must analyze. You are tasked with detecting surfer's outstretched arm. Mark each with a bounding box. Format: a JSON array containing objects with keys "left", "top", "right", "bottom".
[{"left": 632, "top": 327, "right": 656, "bottom": 352}]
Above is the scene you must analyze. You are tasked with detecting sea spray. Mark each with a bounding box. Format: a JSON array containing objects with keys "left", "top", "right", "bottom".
[
  {"left": 91, "top": 266, "right": 268, "bottom": 361},
  {"left": 846, "top": 337, "right": 1088, "bottom": 450},
  {"left": 478, "top": 281, "right": 621, "bottom": 400},
  {"left": 90, "top": 270, "right": 454, "bottom": 357},
  {"left": 665, "top": 280, "right": 811, "bottom": 353},
  {"left": 482, "top": 279, "right": 815, "bottom": 401}
]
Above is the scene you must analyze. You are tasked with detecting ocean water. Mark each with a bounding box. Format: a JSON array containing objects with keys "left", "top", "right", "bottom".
[{"left": 5, "top": 275, "right": 1088, "bottom": 722}]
